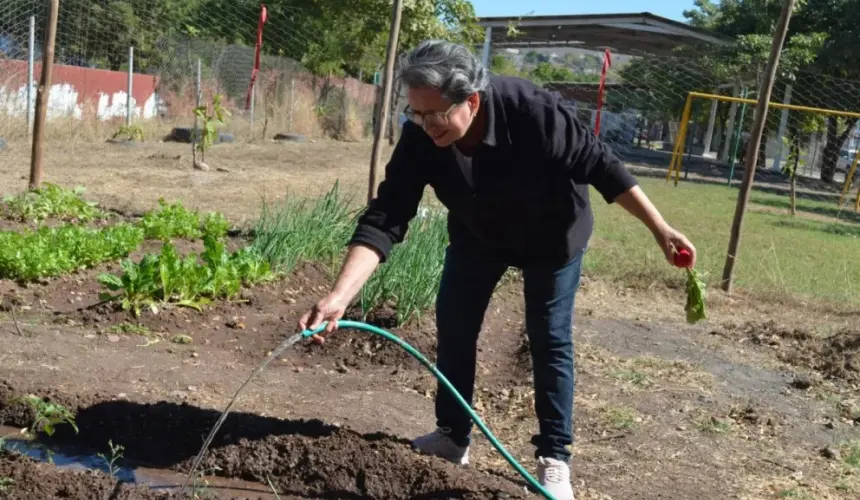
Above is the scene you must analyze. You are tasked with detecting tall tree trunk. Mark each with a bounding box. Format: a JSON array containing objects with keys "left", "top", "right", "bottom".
[{"left": 820, "top": 117, "right": 858, "bottom": 183}]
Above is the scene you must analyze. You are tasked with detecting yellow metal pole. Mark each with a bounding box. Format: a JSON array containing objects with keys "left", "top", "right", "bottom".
[
  {"left": 666, "top": 127, "right": 683, "bottom": 182},
  {"left": 666, "top": 111, "right": 687, "bottom": 182},
  {"left": 666, "top": 94, "right": 693, "bottom": 186},
  {"left": 688, "top": 91, "right": 860, "bottom": 119},
  {"left": 855, "top": 185, "right": 860, "bottom": 213},
  {"left": 673, "top": 95, "right": 694, "bottom": 186},
  {"left": 838, "top": 150, "right": 860, "bottom": 208}
]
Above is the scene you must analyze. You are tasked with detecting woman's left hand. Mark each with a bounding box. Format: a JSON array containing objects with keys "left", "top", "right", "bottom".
[{"left": 655, "top": 225, "right": 696, "bottom": 268}]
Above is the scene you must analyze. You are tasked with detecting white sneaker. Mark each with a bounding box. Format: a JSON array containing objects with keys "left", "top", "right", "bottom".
[
  {"left": 411, "top": 428, "right": 470, "bottom": 465},
  {"left": 537, "top": 457, "right": 574, "bottom": 500}
]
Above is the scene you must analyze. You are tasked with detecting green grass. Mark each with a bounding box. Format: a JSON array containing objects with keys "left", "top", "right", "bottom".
[
  {"left": 843, "top": 441, "right": 860, "bottom": 468},
  {"left": 587, "top": 177, "right": 860, "bottom": 306}
]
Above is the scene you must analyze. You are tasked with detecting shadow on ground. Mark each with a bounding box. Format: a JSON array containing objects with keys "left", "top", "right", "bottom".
[{"left": 0, "top": 396, "right": 527, "bottom": 499}]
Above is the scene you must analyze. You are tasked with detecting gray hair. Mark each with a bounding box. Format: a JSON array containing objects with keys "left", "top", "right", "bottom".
[{"left": 397, "top": 40, "right": 489, "bottom": 103}]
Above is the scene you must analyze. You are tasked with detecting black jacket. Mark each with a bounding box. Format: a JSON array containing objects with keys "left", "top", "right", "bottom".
[{"left": 350, "top": 74, "right": 638, "bottom": 269}]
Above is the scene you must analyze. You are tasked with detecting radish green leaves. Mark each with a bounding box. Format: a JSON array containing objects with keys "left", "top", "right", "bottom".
[{"left": 684, "top": 268, "right": 707, "bottom": 324}]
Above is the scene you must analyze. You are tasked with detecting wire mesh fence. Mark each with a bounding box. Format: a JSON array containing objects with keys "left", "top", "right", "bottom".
[
  {"left": 545, "top": 51, "right": 860, "bottom": 306},
  {"left": 0, "top": 0, "right": 379, "bottom": 145},
  {"left": 547, "top": 52, "right": 860, "bottom": 207}
]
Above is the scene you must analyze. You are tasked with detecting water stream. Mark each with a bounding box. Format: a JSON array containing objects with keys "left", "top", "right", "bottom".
[
  {"left": 0, "top": 425, "right": 276, "bottom": 498},
  {"left": 0, "top": 332, "right": 307, "bottom": 498},
  {"left": 179, "top": 332, "right": 306, "bottom": 495}
]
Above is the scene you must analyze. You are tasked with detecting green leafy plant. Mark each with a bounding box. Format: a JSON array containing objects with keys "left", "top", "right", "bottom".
[
  {"left": 97, "top": 439, "right": 125, "bottom": 477},
  {"left": 359, "top": 209, "right": 448, "bottom": 325},
  {"left": 111, "top": 124, "right": 145, "bottom": 142},
  {"left": 684, "top": 268, "right": 707, "bottom": 324},
  {"left": 0, "top": 477, "right": 12, "bottom": 493},
  {"left": 139, "top": 199, "right": 202, "bottom": 241},
  {"left": 138, "top": 199, "right": 230, "bottom": 241},
  {"left": 2, "top": 183, "right": 104, "bottom": 223},
  {"left": 193, "top": 94, "right": 230, "bottom": 163},
  {"left": 99, "top": 231, "right": 273, "bottom": 317},
  {"left": 0, "top": 223, "right": 144, "bottom": 281},
  {"left": 202, "top": 212, "right": 230, "bottom": 239},
  {"left": 13, "top": 395, "right": 78, "bottom": 437}
]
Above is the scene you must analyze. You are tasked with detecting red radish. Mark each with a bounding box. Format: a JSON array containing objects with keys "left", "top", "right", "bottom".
[{"left": 674, "top": 248, "right": 693, "bottom": 268}]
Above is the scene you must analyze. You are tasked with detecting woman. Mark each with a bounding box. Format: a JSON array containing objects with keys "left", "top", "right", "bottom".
[{"left": 299, "top": 40, "right": 696, "bottom": 500}]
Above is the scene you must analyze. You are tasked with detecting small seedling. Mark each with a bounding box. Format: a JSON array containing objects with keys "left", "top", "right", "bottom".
[
  {"left": 193, "top": 94, "right": 231, "bottom": 164},
  {"left": 111, "top": 124, "right": 145, "bottom": 142},
  {"left": 108, "top": 323, "right": 151, "bottom": 336},
  {"left": 191, "top": 465, "right": 222, "bottom": 499},
  {"left": 97, "top": 439, "right": 125, "bottom": 477},
  {"left": 0, "top": 477, "right": 13, "bottom": 493},
  {"left": 14, "top": 395, "right": 78, "bottom": 437},
  {"left": 172, "top": 334, "right": 193, "bottom": 345}
]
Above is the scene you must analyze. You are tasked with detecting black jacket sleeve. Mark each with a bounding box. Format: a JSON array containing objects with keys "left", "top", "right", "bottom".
[
  {"left": 532, "top": 93, "right": 638, "bottom": 203},
  {"left": 348, "top": 125, "right": 428, "bottom": 262}
]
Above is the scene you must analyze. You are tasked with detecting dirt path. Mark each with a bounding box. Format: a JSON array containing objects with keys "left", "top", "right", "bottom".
[
  {"left": 1, "top": 265, "right": 858, "bottom": 499},
  {"left": 0, "top": 139, "right": 382, "bottom": 224}
]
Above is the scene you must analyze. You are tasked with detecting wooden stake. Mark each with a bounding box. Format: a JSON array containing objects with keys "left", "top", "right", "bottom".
[
  {"left": 367, "top": 0, "right": 404, "bottom": 205},
  {"left": 29, "top": 0, "right": 59, "bottom": 190},
  {"left": 721, "top": 0, "right": 796, "bottom": 293}
]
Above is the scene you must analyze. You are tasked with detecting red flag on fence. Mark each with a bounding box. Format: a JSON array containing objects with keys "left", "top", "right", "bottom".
[
  {"left": 245, "top": 4, "right": 268, "bottom": 109},
  {"left": 594, "top": 49, "right": 612, "bottom": 136}
]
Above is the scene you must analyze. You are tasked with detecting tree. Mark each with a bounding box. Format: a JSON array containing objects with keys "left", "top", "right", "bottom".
[
  {"left": 37, "top": 0, "right": 481, "bottom": 84},
  {"left": 680, "top": 0, "right": 860, "bottom": 182}
]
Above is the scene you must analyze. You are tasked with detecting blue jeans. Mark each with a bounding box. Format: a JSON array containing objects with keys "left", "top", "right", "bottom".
[{"left": 433, "top": 245, "right": 583, "bottom": 462}]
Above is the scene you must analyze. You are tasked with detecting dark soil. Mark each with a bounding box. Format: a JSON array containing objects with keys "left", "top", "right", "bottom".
[
  {"left": 182, "top": 429, "right": 525, "bottom": 499},
  {"left": 0, "top": 451, "right": 200, "bottom": 500},
  {"left": 718, "top": 320, "right": 860, "bottom": 383},
  {"left": 2, "top": 245, "right": 439, "bottom": 371},
  {"left": 0, "top": 384, "right": 524, "bottom": 500}
]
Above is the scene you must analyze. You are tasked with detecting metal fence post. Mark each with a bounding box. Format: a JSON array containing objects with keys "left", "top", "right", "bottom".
[
  {"left": 126, "top": 46, "right": 134, "bottom": 127},
  {"left": 288, "top": 77, "right": 295, "bottom": 132},
  {"left": 250, "top": 81, "right": 256, "bottom": 129},
  {"left": 27, "top": 15, "right": 35, "bottom": 134},
  {"left": 194, "top": 58, "right": 202, "bottom": 139}
]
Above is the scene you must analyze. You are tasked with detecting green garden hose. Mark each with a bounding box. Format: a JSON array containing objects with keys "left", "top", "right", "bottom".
[{"left": 301, "top": 320, "right": 557, "bottom": 500}]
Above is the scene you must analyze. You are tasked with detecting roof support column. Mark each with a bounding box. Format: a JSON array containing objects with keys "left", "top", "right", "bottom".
[
  {"left": 702, "top": 88, "right": 719, "bottom": 158},
  {"left": 481, "top": 26, "right": 492, "bottom": 67},
  {"left": 772, "top": 83, "right": 793, "bottom": 172}
]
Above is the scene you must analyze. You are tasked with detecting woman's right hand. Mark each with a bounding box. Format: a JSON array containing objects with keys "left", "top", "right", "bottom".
[
  {"left": 297, "top": 293, "right": 349, "bottom": 345},
  {"left": 297, "top": 242, "right": 383, "bottom": 345}
]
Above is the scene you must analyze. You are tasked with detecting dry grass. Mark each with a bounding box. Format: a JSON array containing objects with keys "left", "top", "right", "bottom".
[
  {"left": 740, "top": 474, "right": 857, "bottom": 500},
  {"left": 0, "top": 72, "right": 376, "bottom": 146},
  {"left": 0, "top": 139, "right": 376, "bottom": 223}
]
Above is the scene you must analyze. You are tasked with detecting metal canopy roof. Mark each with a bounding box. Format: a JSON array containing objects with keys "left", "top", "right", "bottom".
[{"left": 476, "top": 12, "right": 732, "bottom": 56}]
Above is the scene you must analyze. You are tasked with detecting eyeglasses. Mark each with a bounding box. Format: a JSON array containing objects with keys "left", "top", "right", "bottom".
[{"left": 403, "top": 102, "right": 460, "bottom": 127}]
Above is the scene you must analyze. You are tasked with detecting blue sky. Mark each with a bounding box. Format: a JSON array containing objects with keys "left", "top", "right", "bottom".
[{"left": 469, "top": 0, "right": 695, "bottom": 22}]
